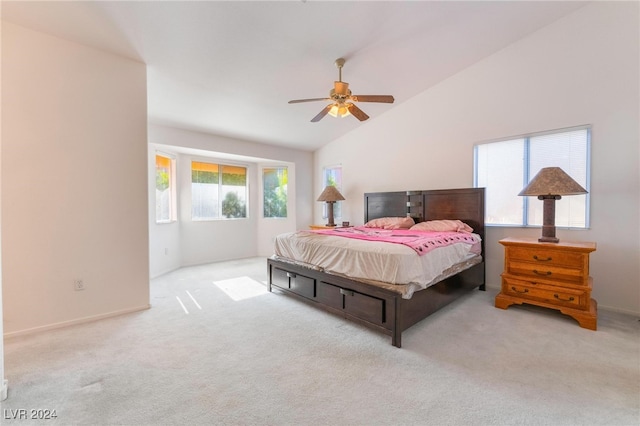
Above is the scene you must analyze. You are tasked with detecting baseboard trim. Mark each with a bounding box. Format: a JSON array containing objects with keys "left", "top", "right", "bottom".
[
  {"left": 596, "top": 303, "right": 640, "bottom": 317},
  {"left": 150, "top": 266, "right": 180, "bottom": 279},
  {"left": 3, "top": 304, "right": 151, "bottom": 339}
]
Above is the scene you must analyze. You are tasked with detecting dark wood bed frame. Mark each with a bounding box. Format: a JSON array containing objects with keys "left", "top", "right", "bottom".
[{"left": 267, "top": 187, "right": 485, "bottom": 348}]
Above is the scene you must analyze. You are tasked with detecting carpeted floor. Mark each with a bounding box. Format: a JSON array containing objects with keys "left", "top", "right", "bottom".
[{"left": 1, "top": 257, "right": 639, "bottom": 425}]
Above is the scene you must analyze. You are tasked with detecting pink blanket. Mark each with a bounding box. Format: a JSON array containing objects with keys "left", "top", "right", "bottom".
[{"left": 311, "top": 226, "right": 478, "bottom": 256}]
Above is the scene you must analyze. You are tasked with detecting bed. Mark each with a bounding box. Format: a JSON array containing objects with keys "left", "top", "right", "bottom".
[{"left": 267, "top": 187, "right": 485, "bottom": 348}]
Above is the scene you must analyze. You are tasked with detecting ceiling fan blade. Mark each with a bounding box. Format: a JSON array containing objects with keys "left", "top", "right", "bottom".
[
  {"left": 288, "top": 98, "right": 330, "bottom": 104},
  {"left": 351, "top": 95, "right": 395, "bottom": 103},
  {"left": 311, "top": 105, "right": 332, "bottom": 122},
  {"left": 347, "top": 103, "right": 369, "bottom": 121}
]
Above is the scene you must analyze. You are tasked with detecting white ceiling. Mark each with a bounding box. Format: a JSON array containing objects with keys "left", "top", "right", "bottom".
[{"left": 2, "top": 1, "right": 587, "bottom": 151}]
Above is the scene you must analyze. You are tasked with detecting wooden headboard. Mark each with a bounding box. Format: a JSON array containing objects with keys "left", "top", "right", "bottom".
[{"left": 364, "top": 187, "right": 485, "bottom": 250}]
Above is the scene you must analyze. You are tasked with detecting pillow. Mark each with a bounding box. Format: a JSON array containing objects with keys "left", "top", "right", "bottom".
[
  {"left": 365, "top": 216, "right": 415, "bottom": 230},
  {"left": 410, "top": 219, "right": 473, "bottom": 233}
]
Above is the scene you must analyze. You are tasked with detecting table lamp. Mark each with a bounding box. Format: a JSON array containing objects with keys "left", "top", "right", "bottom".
[
  {"left": 317, "top": 185, "right": 345, "bottom": 227},
  {"left": 518, "top": 167, "right": 587, "bottom": 243}
]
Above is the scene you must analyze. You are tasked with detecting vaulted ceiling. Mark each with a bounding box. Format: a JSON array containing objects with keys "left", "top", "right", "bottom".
[{"left": 2, "top": 1, "right": 587, "bottom": 151}]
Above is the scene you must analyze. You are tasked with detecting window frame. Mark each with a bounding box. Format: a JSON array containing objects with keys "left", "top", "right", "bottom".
[
  {"left": 262, "top": 166, "right": 288, "bottom": 219},
  {"left": 473, "top": 125, "right": 591, "bottom": 229},
  {"left": 155, "top": 152, "right": 177, "bottom": 224},
  {"left": 191, "top": 160, "right": 249, "bottom": 221},
  {"left": 322, "top": 165, "right": 343, "bottom": 220}
]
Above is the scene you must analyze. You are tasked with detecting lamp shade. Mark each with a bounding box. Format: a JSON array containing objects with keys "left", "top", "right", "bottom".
[
  {"left": 518, "top": 167, "right": 587, "bottom": 196},
  {"left": 317, "top": 185, "right": 345, "bottom": 202}
]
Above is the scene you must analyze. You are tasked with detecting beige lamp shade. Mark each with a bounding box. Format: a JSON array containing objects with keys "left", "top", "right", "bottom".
[
  {"left": 317, "top": 185, "right": 345, "bottom": 202},
  {"left": 518, "top": 167, "right": 587, "bottom": 196}
]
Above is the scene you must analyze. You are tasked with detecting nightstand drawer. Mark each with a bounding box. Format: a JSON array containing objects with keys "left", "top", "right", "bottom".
[
  {"left": 507, "top": 246, "right": 585, "bottom": 269},
  {"left": 507, "top": 260, "right": 586, "bottom": 285},
  {"left": 503, "top": 277, "right": 588, "bottom": 310}
]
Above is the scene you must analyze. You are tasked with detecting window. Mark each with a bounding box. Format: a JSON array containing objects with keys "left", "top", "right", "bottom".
[
  {"left": 322, "top": 165, "right": 342, "bottom": 219},
  {"left": 474, "top": 126, "right": 590, "bottom": 228},
  {"left": 155, "top": 154, "right": 176, "bottom": 223},
  {"left": 192, "top": 161, "right": 247, "bottom": 220},
  {"left": 263, "top": 167, "right": 288, "bottom": 218}
]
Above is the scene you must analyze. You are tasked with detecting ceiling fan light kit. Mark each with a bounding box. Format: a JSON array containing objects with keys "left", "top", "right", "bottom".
[
  {"left": 289, "top": 57, "right": 394, "bottom": 122},
  {"left": 328, "top": 103, "right": 351, "bottom": 118}
]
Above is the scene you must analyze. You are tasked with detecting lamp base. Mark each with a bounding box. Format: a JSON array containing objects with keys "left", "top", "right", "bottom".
[
  {"left": 538, "top": 236, "right": 559, "bottom": 243},
  {"left": 326, "top": 201, "right": 336, "bottom": 227},
  {"left": 539, "top": 196, "right": 561, "bottom": 243}
]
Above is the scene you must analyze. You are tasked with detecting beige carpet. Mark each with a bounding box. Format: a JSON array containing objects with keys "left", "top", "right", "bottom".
[{"left": 1, "top": 257, "right": 638, "bottom": 425}]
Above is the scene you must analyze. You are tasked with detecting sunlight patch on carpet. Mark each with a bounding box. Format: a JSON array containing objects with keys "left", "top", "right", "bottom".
[
  {"left": 176, "top": 296, "right": 189, "bottom": 314},
  {"left": 186, "top": 290, "right": 202, "bottom": 309},
  {"left": 213, "top": 276, "right": 268, "bottom": 301}
]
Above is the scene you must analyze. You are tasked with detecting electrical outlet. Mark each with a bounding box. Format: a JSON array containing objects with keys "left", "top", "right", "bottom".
[{"left": 74, "top": 279, "right": 85, "bottom": 291}]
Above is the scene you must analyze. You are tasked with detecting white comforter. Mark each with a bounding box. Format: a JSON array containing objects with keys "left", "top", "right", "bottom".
[{"left": 273, "top": 230, "right": 481, "bottom": 297}]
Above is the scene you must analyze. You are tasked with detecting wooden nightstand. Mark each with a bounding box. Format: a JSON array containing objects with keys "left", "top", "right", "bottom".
[{"left": 495, "top": 237, "right": 597, "bottom": 330}]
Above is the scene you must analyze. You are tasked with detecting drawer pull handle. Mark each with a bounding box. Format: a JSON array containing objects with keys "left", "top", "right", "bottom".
[
  {"left": 533, "top": 255, "right": 552, "bottom": 261},
  {"left": 533, "top": 270, "right": 552, "bottom": 276},
  {"left": 554, "top": 294, "right": 575, "bottom": 302},
  {"left": 339, "top": 288, "right": 354, "bottom": 297},
  {"left": 511, "top": 286, "right": 529, "bottom": 294},
  {"left": 286, "top": 272, "right": 296, "bottom": 279}
]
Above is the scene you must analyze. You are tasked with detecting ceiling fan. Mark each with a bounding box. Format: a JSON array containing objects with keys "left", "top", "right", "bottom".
[{"left": 288, "top": 58, "right": 395, "bottom": 122}]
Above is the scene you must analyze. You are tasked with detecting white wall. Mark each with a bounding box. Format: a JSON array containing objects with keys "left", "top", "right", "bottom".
[
  {"left": 2, "top": 22, "right": 150, "bottom": 335},
  {"left": 314, "top": 2, "right": 640, "bottom": 314},
  {"left": 177, "top": 154, "right": 259, "bottom": 266},
  {"left": 148, "top": 124, "right": 312, "bottom": 278}
]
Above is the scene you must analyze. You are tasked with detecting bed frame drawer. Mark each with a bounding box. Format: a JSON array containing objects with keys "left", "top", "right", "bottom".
[
  {"left": 271, "top": 267, "right": 316, "bottom": 299},
  {"left": 345, "top": 291, "right": 385, "bottom": 325},
  {"left": 317, "top": 281, "right": 385, "bottom": 325},
  {"left": 291, "top": 274, "right": 315, "bottom": 299},
  {"left": 316, "top": 281, "right": 344, "bottom": 309},
  {"left": 271, "top": 267, "right": 290, "bottom": 289}
]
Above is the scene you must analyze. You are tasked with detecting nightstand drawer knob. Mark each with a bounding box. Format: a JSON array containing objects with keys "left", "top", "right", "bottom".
[
  {"left": 533, "top": 270, "right": 552, "bottom": 276},
  {"left": 533, "top": 255, "right": 552, "bottom": 261},
  {"left": 554, "top": 294, "right": 575, "bottom": 302},
  {"left": 511, "top": 286, "right": 529, "bottom": 294}
]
